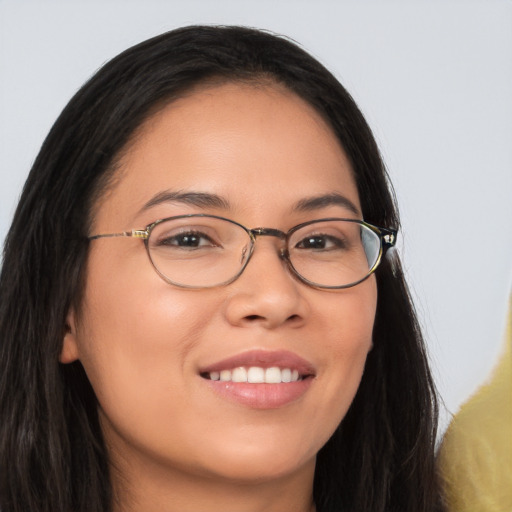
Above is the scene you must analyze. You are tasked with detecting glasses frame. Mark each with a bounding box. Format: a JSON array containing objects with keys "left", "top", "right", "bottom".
[{"left": 89, "top": 214, "right": 397, "bottom": 289}]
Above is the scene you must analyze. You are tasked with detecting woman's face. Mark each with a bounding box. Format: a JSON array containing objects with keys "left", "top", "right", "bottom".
[{"left": 62, "top": 82, "right": 377, "bottom": 487}]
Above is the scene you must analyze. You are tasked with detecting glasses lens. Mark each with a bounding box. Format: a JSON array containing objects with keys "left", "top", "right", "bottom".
[
  {"left": 287, "top": 220, "right": 381, "bottom": 288},
  {"left": 147, "top": 216, "right": 252, "bottom": 288}
]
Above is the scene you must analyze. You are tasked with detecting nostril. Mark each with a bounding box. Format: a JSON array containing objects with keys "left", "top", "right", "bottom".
[
  {"left": 245, "top": 314, "right": 264, "bottom": 321},
  {"left": 287, "top": 314, "right": 302, "bottom": 324},
  {"left": 243, "top": 313, "right": 302, "bottom": 325}
]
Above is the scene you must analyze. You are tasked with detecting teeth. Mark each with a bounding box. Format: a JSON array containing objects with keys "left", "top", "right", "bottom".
[
  {"left": 220, "top": 370, "right": 231, "bottom": 382},
  {"left": 206, "top": 366, "right": 303, "bottom": 383},
  {"left": 232, "top": 367, "right": 247, "bottom": 382},
  {"left": 265, "top": 367, "right": 281, "bottom": 383},
  {"left": 247, "top": 366, "right": 265, "bottom": 383}
]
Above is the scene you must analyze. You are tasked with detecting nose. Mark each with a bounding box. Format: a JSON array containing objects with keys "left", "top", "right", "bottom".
[{"left": 223, "top": 238, "right": 310, "bottom": 329}]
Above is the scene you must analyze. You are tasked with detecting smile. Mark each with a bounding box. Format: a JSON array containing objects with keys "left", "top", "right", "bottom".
[
  {"left": 198, "top": 350, "right": 316, "bottom": 409},
  {"left": 202, "top": 366, "right": 302, "bottom": 383}
]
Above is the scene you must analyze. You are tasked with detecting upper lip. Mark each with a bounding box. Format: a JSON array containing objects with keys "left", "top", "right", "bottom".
[{"left": 199, "top": 349, "right": 316, "bottom": 377}]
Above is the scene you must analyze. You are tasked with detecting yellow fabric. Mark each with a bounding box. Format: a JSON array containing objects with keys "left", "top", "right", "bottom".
[{"left": 439, "top": 299, "right": 512, "bottom": 511}]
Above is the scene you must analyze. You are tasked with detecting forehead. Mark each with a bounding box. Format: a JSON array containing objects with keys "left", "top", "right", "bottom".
[{"left": 94, "top": 82, "right": 360, "bottom": 229}]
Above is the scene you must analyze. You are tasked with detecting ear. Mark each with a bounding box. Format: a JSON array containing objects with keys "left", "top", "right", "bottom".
[{"left": 60, "top": 308, "right": 80, "bottom": 364}]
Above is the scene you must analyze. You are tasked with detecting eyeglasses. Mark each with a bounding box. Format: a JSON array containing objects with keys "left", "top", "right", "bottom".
[{"left": 89, "top": 214, "right": 397, "bottom": 289}]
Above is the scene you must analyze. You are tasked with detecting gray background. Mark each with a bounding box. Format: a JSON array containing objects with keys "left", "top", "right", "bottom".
[{"left": 1, "top": 0, "right": 511, "bottom": 433}]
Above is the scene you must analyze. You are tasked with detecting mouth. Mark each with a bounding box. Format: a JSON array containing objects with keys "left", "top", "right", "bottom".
[
  {"left": 198, "top": 350, "right": 315, "bottom": 409},
  {"left": 199, "top": 349, "right": 315, "bottom": 382}
]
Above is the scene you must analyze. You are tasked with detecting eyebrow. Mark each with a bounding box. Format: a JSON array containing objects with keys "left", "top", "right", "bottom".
[
  {"left": 139, "top": 190, "right": 360, "bottom": 217},
  {"left": 140, "top": 190, "right": 231, "bottom": 212},
  {"left": 293, "top": 193, "right": 361, "bottom": 216}
]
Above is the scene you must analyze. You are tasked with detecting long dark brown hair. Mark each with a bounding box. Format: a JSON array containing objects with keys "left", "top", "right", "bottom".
[{"left": 0, "top": 25, "right": 443, "bottom": 512}]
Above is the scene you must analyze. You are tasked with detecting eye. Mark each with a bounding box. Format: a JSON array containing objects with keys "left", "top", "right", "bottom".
[
  {"left": 157, "top": 230, "right": 219, "bottom": 249},
  {"left": 295, "top": 234, "right": 347, "bottom": 250}
]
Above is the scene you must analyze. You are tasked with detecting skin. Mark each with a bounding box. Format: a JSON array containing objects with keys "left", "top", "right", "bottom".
[{"left": 61, "top": 82, "right": 377, "bottom": 512}]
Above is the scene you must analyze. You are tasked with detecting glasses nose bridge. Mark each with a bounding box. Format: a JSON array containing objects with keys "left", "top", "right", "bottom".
[
  {"left": 249, "top": 227, "right": 289, "bottom": 259},
  {"left": 250, "top": 227, "right": 287, "bottom": 239}
]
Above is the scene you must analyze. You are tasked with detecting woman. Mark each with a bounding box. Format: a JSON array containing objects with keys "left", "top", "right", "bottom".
[{"left": 0, "top": 26, "right": 443, "bottom": 512}]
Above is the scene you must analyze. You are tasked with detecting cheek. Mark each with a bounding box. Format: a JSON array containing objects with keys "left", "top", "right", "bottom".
[
  {"left": 74, "top": 288, "right": 222, "bottom": 471},
  {"left": 73, "top": 249, "right": 217, "bottom": 425},
  {"left": 334, "top": 277, "right": 377, "bottom": 375},
  {"left": 318, "top": 276, "right": 377, "bottom": 351},
  {"left": 309, "top": 279, "right": 376, "bottom": 430}
]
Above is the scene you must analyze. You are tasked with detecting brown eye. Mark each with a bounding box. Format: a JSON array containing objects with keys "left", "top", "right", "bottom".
[
  {"left": 295, "top": 234, "right": 347, "bottom": 250},
  {"left": 158, "top": 231, "right": 217, "bottom": 249}
]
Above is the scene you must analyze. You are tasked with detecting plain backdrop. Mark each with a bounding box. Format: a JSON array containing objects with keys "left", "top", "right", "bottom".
[{"left": 1, "top": 0, "right": 511, "bottom": 433}]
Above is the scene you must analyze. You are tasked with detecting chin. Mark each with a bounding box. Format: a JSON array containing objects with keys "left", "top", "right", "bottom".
[
  {"left": 190, "top": 431, "right": 319, "bottom": 483},
  {"left": 203, "top": 452, "right": 315, "bottom": 484}
]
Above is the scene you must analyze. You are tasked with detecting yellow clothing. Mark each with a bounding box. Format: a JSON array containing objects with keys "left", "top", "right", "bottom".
[{"left": 439, "top": 300, "right": 512, "bottom": 511}]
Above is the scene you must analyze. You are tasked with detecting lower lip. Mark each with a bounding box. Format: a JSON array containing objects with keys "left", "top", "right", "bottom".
[{"left": 203, "top": 377, "right": 313, "bottom": 409}]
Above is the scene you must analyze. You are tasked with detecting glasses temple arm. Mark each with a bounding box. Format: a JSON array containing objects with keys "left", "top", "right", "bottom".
[{"left": 88, "top": 230, "right": 149, "bottom": 240}]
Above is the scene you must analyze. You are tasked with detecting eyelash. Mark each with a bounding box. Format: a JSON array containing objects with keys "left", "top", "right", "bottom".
[
  {"left": 295, "top": 234, "right": 348, "bottom": 250},
  {"left": 157, "top": 230, "right": 219, "bottom": 248}
]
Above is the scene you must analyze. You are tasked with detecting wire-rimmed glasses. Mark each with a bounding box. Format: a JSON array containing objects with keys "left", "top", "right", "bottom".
[{"left": 89, "top": 214, "right": 397, "bottom": 289}]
